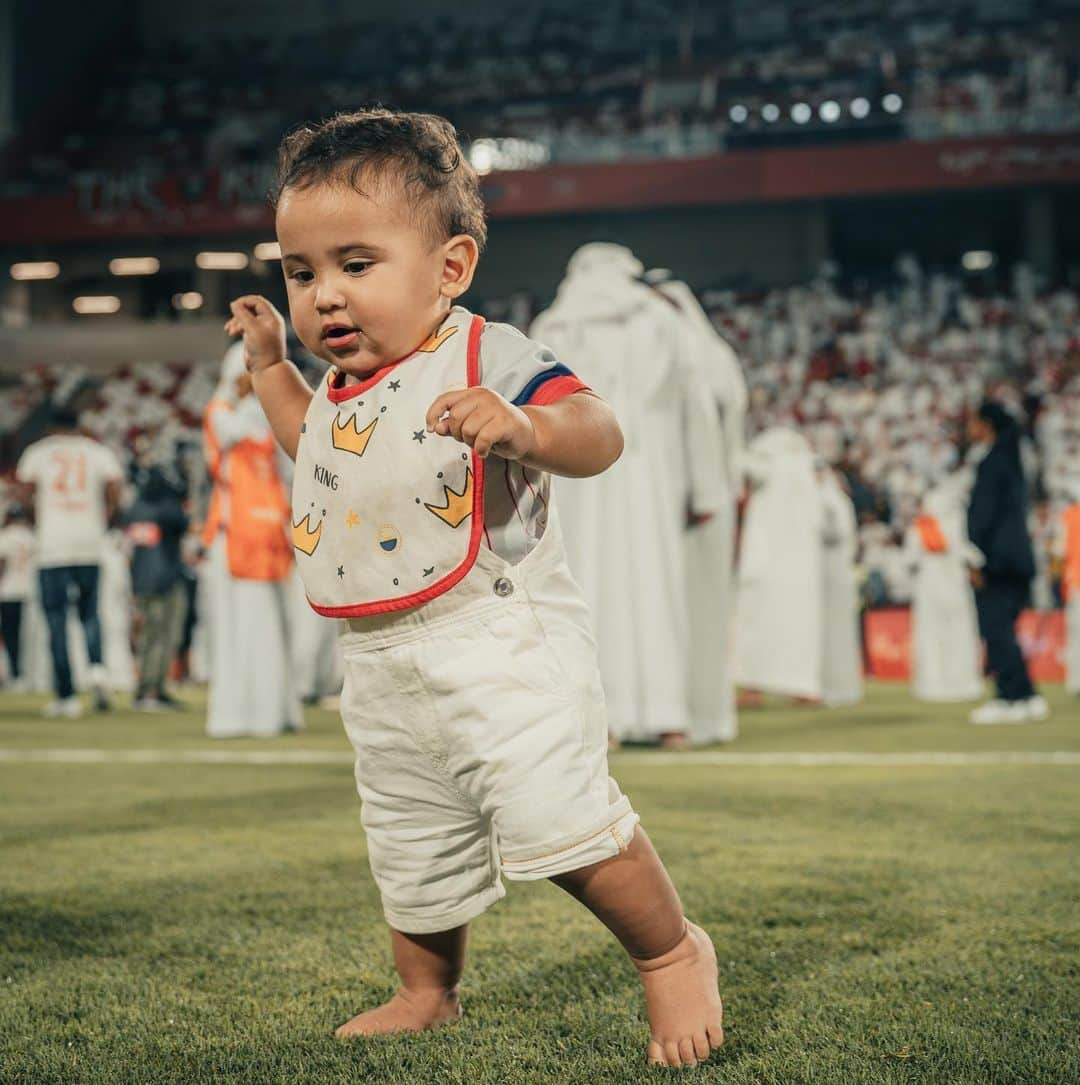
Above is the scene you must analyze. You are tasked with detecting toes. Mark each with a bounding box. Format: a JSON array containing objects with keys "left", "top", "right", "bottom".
[
  {"left": 707, "top": 1021, "right": 726, "bottom": 1049},
  {"left": 677, "top": 1037, "right": 699, "bottom": 1067},
  {"left": 646, "top": 1039, "right": 667, "bottom": 1066},
  {"left": 692, "top": 1031, "right": 711, "bottom": 1060},
  {"left": 663, "top": 1041, "right": 683, "bottom": 1067}
]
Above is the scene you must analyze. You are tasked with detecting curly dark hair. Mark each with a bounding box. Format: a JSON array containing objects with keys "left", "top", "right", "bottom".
[{"left": 271, "top": 108, "right": 487, "bottom": 252}]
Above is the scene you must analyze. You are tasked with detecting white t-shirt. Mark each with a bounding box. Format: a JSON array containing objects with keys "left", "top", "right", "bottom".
[
  {"left": 477, "top": 322, "right": 588, "bottom": 565},
  {"left": 0, "top": 524, "right": 34, "bottom": 600},
  {"left": 16, "top": 434, "right": 124, "bottom": 568}
]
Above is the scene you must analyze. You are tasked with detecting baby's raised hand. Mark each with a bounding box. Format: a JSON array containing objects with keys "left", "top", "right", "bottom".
[
  {"left": 425, "top": 388, "right": 535, "bottom": 461},
  {"left": 224, "top": 295, "right": 288, "bottom": 374}
]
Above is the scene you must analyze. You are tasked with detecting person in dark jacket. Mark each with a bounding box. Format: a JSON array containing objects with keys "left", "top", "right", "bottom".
[
  {"left": 124, "top": 461, "right": 190, "bottom": 710},
  {"left": 966, "top": 400, "right": 1048, "bottom": 724}
]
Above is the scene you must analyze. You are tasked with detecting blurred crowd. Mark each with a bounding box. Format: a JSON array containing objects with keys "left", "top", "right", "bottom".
[
  {"left": 705, "top": 259, "right": 1080, "bottom": 608},
  {"left": 2, "top": 262, "right": 1078, "bottom": 612},
  {"left": 0, "top": 259, "right": 1077, "bottom": 721},
  {"left": 12, "top": 0, "right": 1078, "bottom": 190}
]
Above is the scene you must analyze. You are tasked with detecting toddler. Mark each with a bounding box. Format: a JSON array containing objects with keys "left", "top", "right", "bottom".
[{"left": 225, "top": 107, "right": 723, "bottom": 1068}]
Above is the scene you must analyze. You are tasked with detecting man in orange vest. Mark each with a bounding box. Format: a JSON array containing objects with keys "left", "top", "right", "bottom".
[{"left": 1061, "top": 488, "right": 1080, "bottom": 695}]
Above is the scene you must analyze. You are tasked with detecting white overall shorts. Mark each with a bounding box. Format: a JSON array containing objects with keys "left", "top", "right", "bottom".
[{"left": 339, "top": 505, "right": 639, "bottom": 934}]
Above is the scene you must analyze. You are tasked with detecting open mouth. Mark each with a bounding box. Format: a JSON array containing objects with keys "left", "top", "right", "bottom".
[{"left": 322, "top": 325, "right": 360, "bottom": 349}]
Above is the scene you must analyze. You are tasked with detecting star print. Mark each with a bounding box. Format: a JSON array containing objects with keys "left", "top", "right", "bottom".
[
  {"left": 423, "top": 566, "right": 434, "bottom": 577},
  {"left": 345, "top": 511, "right": 359, "bottom": 528},
  {"left": 389, "top": 379, "right": 401, "bottom": 391},
  {"left": 413, "top": 430, "right": 427, "bottom": 444},
  {"left": 337, "top": 565, "right": 345, "bottom": 579}
]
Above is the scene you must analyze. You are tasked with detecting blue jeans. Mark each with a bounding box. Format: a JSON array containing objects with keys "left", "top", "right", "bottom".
[{"left": 38, "top": 565, "right": 103, "bottom": 699}]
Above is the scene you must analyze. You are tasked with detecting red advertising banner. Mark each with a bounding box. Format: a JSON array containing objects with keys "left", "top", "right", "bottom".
[
  {"left": 864, "top": 607, "right": 913, "bottom": 682},
  {"left": 1, "top": 132, "right": 1077, "bottom": 244},
  {"left": 1015, "top": 609, "right": 1067, "bottom": 684},
  {"left": 864, "top": 607, "right": 1066, "bottom": 683}
]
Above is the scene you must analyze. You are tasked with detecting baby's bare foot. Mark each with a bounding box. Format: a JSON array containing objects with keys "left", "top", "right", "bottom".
[
  {"left": 334, "top": 987, "right": 462, "bottom": 1039},
  {"left": 633, "top": 921, "right": 724, "bottom": 1068}
]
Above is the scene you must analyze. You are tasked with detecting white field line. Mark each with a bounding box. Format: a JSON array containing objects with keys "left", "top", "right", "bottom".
[{"left": 0, "top": 748, "right": 1077, "bottom": 768}]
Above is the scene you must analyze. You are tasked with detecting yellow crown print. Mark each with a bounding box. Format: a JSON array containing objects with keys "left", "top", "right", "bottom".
[
  {"left": 425, "top": 467, "right": 473, "bottom": 528},
  {"left": 291, "top": 512, "right": 323, "bottom": 556},
  {"left": 416, "top": 325, "right": 458, "bottom": 353},
  {"left": 332, "top": 413, "right": 378, "bottom": 457}
]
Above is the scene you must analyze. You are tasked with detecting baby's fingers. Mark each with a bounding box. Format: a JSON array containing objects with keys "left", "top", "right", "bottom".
[{"left": 472, "top": 420, "right": 507, "bottom": 458}]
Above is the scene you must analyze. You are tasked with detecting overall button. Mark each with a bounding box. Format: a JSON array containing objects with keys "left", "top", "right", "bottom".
[{"left": 493, "top": 577, "right": 514, "bottom": 597}]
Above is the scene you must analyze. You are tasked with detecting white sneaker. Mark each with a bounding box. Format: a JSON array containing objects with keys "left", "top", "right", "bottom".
[
  {"left": 1024, "top": 695, "right": 1049, "bottom": 721},
  {"left": 43, "top": 697, "right": 83, "bottom": 719},
  {"left": 970, "top": 699, "right": 1031, "bottom": 725},
  {"left": 134, "top": 696, "right": 168, "bottom": 713}
]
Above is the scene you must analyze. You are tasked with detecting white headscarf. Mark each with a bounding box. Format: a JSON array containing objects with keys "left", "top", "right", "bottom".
[
  {"left": 536, "top": 242, "right": 653, "bottom": 325},
  {"left": 208, "top": 341, "right": 272, "bottom": 444}
]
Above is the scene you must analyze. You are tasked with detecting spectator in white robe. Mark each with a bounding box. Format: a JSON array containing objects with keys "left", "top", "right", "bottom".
[
  {"left": 734, "top": 427, "right": 824, "bottom": 701},
  {"left": 818, "top": 464, "right": 863, "bottom": 706},
  {"left": 531, "top": 244, "right": 724, "bottom": 745},
  {"left": 648, "top": 271, "right": 746, "bottom": 743},
  {"left": 290, "top": 573, "right": 343, "bottom": 704},
  {"left": 0, "top": 508, "right": 34, "bottom": 689},
  {"left": 903, "top": 473, "right": 984, "bottom": 702},
  {"left": 202, "top": 344, "right": 301, "bottom": 738}
]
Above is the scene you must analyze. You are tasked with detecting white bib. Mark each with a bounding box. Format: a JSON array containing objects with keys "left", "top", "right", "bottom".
[{"left": 291, "top": 308, "right": 485, "bottom": 617}]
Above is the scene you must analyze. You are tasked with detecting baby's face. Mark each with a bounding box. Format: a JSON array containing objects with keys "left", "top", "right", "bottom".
[{"left": 277, "top": 181, "right": 449, "bottom": 376}]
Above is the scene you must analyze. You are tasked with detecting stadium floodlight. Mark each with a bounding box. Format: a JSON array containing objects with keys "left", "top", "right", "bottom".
[
  {"left": 172, "top": 291, "right": 204, "bottom": 311},
  {"left": 73, "top": 295, "right": 121, "bottom": 315},
  {"left": 469, "top": 139, "right": 496, "bottom": 176},
  {"left": 761, "top": 103, "right": 780, "bottom": 123},
  {"left": 962, "top": 250, "right": 995, "bottom": 272},
  {"left": 850, "top": 97, "right": 871, "bottom": 119},
  {"left": 109, "top": 257, "right": 160, "bottom": 276},
  {"left": 728, "top": 104, "right": 748, "bottom": 124},
  {"left": 254, "top": 242, "right": 281, "bottom": 261},
  {"left": 10, "top": 261, "right": 60, "bottom": 280},
  {"left": 791, "top": 103, "right": 812, "bottom": 124},
  {"left": 820, "top": 100, "right": 841, "bottom": 123},
  {"left": 196, "top": 251, "right": 249, "bottom": 271},
  {"left": 882, "top": 94, "right": 903, "bottom": 114}
]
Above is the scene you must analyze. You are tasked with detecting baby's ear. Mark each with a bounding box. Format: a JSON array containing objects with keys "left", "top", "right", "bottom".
[{"left": 441, "top": 235, "right": 479, "bottom": 299}]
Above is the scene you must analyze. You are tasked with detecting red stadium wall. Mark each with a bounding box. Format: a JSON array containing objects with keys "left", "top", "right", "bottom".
[
  {"left": 1, "top": 132, "right": 1077, "bottom": 245},
  {"left": 865, "top": 608, "right": 1067, "bottom": 684}
]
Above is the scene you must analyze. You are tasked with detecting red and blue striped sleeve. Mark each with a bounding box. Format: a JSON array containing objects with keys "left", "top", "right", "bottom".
[{"left": 480, "top": 322, "right": 590, "bottom": 407}]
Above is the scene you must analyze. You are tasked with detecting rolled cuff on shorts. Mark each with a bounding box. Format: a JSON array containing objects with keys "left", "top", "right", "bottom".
[
  {"left": 382, "top": 879, "right": 507, "bottom": 935},
  {"left": 499, "top": 790, "right": 640, "bottom": 881}
]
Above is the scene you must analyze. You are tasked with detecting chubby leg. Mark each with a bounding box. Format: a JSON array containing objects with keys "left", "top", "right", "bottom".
[
  {"left": 335, "top": 925, "right": 466, "bottom": 1039},
  {"left": 551, "top": 828, "right": 724, "bottom": 1068}
]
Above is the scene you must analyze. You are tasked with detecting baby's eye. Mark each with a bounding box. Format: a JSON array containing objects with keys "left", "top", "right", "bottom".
[
  {"left": 344, "top": 261, "right": 370, "bottom": 275},
  {"left": 288, "top": 268, "right": 314, "bottom": 284}
]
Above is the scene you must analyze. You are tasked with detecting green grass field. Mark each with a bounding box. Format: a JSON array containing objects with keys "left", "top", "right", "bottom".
[{"left": 1, "top": 683, "right": 1077, "bottom": 1085}]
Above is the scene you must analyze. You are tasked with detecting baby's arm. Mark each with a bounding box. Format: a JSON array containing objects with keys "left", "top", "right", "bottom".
[
  {"left": 520, "top": 393, "right": 624, "bottom": 478},
  {"left": 224, "top": 295, "right": 312, "bottom": 460},
  {"left": 425, "top": 388, "right": 623, "bottom": 478}
]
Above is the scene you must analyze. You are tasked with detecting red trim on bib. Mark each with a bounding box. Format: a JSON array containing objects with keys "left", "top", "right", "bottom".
[
  {"left": 308, "top": 314, "right": 487, "bottom": 618},
  {"left": 326, "top": 319, "right": 458, "bottom": 403}
]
